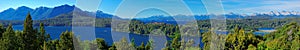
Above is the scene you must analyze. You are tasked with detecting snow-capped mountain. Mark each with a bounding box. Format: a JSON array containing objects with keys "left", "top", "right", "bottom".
[{"left": 258, "top": 11, "right": 300, "bottom": 16}]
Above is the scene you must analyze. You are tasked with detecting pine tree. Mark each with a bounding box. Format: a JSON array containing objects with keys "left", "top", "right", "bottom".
[
  {"left": 171, "top": 36, "right": 180, "bottom": 50},
  {"left": 115, "top": 38, "right": 135, "bottom": 50},
  {"left": 23, "top": 12, "right": 38, "bottom": 50},
  {"left": 14, "top": 30, "right": 25, "bottom": 49},
  {"left": 58, "top": 31, "right": 75, "bottom": 50},
  {"left": 131, "top": 38, "right": 136, "bottom": 48},
  {"left": 48, "top": 39, "right": 59, "bottom": 50},
  {"left": 39, "top": 23, "right": 46, "bottom": 41},
  {"left": 42, "top": 41, "right": 47, "bottom": 50},
  {"left": 24, "top": 13, "right": 34, "bottom": 34},
  {"left": 1, "top": 24, "right": 17, "bottom": 50},
  {"left": 0, "top": 24, "right": 5, "bottom": 37},
  {"left": 39, "top": 23, "right": 50, "bottom": 50},
  {"left": 96, "top": 38, "right": 108, "bottom": 49},
  {"left": 202, "top": 30, "right": 212, "bottom": 50}
]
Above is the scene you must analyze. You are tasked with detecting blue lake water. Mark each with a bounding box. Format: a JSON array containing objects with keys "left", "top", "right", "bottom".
[
  {"left": 12, "top": 25, "right": 274, "bottom": 48},
  {"left": 258, "top": 28, "right": 275, "bottom": 30},
  {"left": 255, "top": 28, "right": 275, "bottom": 36},
  {"left": 253, "top": 32, "right": 269, "bottom": 36},
  {"left": 12, "top": 25, "right": 203, "bottom": 48}
]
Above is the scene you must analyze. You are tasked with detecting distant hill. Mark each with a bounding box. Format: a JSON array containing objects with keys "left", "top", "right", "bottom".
[
  {"left": 0, "top": 4, "right": 117, "bottom": 20},
  {"left": 0, "top": 5, "right": 74, "bottom": 20},
  {"left": 0, "top": 6, "right": 33, "bottom": 20},
  {"left": 133, "top": 11, "right": 300, "bottom": 23},
  {"left": 1, "top": 4, "right": 300, "bottom": 26}
]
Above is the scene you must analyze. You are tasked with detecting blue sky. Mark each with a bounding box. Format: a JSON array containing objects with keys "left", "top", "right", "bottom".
[{"left": 1, "top": 0, "right": 300, "bottom": 18}]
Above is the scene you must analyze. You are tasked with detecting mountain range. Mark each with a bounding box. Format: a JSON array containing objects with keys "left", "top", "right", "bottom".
[
  {"left": 1, "top": 4, "right": 300, "bottom": 21},
  {"left": 0, "top": 4, "right": 116, "bottom": 20},
  {"left": 135, "top": 11, "right": 300, "bottom": 22}
]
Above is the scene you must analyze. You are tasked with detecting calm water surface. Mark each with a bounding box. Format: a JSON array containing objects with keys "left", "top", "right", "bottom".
[{"left": 12, "top": 25, "right": 203, "bottom": 48}]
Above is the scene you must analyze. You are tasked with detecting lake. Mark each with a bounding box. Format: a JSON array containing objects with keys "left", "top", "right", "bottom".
[
  {"left": 254, "top": 28, "right": 275, "bottom": 36},
  {"left": 12, "top": 25, "right": 274, "bottom": 49},
  {"left": 12, "top": 25, "right": 203, "bottom": 49}
]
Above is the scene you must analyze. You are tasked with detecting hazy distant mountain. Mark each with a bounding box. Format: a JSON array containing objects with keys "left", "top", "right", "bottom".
[
  {"left": 0, "top": 4, "right": 116, "bottom": 20},
  {"left": 1, "top": 4, "right": 300, "bottom": 21},
  {"left": 134, "top": 11, "right": 300, "bottom": 23},
  {"left": 0, "top": 6, "right": 33, "bottom": 20},
  {"left": 0, "top": 5, "right": 74, "bottom": 20}
]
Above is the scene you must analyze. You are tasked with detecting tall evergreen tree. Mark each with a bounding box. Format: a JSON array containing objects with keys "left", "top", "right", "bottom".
[
  {"left": 24, "top": 13, "right": 34, "bottom": 34},
  {"left": 38, "top": 23, "right": 50, "bottom": 50},
  {"left": 39, "top": 23, "right": 46, "bottom": 41},
  {"left": 23, "top": 13, "right": 38, "bottom": 50}
]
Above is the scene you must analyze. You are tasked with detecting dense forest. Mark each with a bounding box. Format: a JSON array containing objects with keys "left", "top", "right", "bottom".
[{"left": 0, "top": 13, "right": 300, "bottom": 50}]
